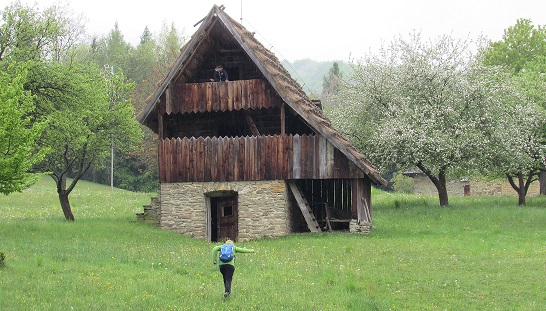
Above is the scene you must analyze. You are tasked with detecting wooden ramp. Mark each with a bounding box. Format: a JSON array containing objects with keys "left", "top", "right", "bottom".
[{"left": 287, "top": 181, "right": 322, "bottom": 233}]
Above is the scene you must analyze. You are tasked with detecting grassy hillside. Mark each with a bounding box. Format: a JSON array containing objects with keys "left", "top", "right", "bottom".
[{"left": 1, "top": 178, "right": 545, "bottom": 310}]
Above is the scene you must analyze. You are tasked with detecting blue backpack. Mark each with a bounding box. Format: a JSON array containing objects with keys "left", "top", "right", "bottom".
[{"left": 219, "top": 243, "right": 235, "bottom": 263}]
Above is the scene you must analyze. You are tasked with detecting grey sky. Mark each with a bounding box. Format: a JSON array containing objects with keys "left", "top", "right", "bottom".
[{"left": 5, "top": 0, "right": 546, "bottom": 61}]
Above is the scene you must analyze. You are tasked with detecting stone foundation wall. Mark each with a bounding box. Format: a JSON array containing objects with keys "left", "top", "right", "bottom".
[
  {"left": 349, "top": 220, "right": 371, "bottom": 235},
  {"left": 159, "top": 180, "right": 290, "bottom": 241}
]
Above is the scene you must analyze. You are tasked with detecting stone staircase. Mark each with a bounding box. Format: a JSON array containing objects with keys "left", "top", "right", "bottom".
[{"left": 136, "top": 197, "right": 160, "bottom": 226}]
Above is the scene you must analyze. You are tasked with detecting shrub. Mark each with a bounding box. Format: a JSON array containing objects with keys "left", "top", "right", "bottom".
[
  {"left": 392, "top": 172, "right": 414, "bottom": 193},
  {"left": 0, "top": 251, "right": 5, "bottom": 267}
]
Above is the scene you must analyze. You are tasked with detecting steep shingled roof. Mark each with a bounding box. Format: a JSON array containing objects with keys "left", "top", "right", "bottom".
[{"left": 137, "top": 5, "right": 386, "bottom": 186}]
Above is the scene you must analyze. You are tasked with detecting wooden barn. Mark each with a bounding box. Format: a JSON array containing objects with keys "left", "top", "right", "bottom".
[{"left": 137, "top": 5, "right": 387, "bottom": 241}]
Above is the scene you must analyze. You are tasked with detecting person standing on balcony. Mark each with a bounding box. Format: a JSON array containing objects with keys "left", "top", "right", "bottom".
[{"left": 210, "top": 64, "right": 229, "bottom": 82}]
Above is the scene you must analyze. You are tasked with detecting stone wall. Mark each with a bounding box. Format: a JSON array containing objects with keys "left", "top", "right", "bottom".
[
  {"left": 470, "top": 179, "right": 540, "bottom": 196},
  {"left": 159, "top": 180, "right": 290, "bottom": 241},
  {"left": 412, "top": 174, "right": 541, "bottom": 197},
  {"left": 413, "top": 174, "right": 469, "bottom": 197}
]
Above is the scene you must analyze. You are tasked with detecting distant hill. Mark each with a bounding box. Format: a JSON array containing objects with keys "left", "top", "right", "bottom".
[{"left": 281, "top": 59, "right": 352, "bottom": 98}]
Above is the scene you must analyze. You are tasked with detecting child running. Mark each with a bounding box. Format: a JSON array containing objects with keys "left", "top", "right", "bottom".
[{"left": 212, "top": 239, "right": 254, "bottom": 298}]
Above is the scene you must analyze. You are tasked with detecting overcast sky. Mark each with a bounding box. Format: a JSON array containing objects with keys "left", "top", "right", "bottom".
[{"left": 4, "top": 0, "right": 546, "bottom": 62}]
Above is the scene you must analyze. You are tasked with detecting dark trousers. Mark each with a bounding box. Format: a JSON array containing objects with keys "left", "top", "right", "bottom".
[{"left": 219, "top": 264, "right": 235, "bottom": 293}]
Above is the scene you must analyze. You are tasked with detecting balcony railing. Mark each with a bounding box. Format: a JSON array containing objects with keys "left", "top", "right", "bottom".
[
  {"left": 158, "top": 134, "right": 365, "bottom": 183},
  {"left": 161, "top": 79, "right": 282, "bottom": 114}
]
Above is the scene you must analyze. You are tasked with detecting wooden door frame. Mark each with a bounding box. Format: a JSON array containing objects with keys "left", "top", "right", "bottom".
[{"left": 205, "top": 190, "right": 238, "bottom": 242}]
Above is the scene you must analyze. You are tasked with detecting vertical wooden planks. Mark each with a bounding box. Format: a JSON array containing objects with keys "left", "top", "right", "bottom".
[
  {"left": 216, "top": 137, "right": 225, "bottom": 181},
  {"left": 159, "top": 133, "right": 371, "bottom": 183},
  {"left": 196, "top": 137, "right": 205, "bottom": 181},
  {"left": 176, "top": 138, "right": 182, "bottom": 182},
  {"left": 173, "top": 80, "right": 283, "bottom": 114},
  {"left": 210, "top": 137, "right": 218, "bottom": 181},
  {"left": 223, "top": 136, "right": 232, "bottom": 181},
  {"left": 284, "top": 134, "right": 293, "bottom": 179},
  {"left": 236, "top": 137, "right": 245, "bottom": 181},
  {"left": 206, "top": 83, "right": 213, "bottom": 112},
  {"left": 227, "top": 82, "right": 234, "bottom": 111},
  {"left": 158, "top": 139, "right": 164, "bottom": 182},
  {"left": 188, "top": 137, "right": 195, "bottom": 181},
  {"left": 204, "top": 137, "right": 212, "bottom": 181},
  {"left": 292, "top": 135, "right": 301, "bottom": 179}
]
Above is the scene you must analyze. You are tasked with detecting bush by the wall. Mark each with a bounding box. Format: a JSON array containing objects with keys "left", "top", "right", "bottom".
[{"left": 392, "top": 172, "right": 414, "bottom": 193}]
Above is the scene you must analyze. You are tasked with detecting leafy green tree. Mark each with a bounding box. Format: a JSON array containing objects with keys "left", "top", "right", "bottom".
[
  {"left": 322, "top": 61, "right": 343, "bottom": 96},
  {"left": 1, "top": 2, "right": 142, "bottom": 219},
  {"left": 30, "top": 62, "right": 142, "bottom": 220},
  {"left": 483, "top": 19, "right": 546, "bottom": 76},
  {"left": 330, "top": 33, "right": 507, "bottom": 206},
  {"left": 156, "top": 21, "right": 185, "bottom": 70},
  {"left": 140, "top": 26, "right": 153, "bottom": 45},
  {"left": 483, "top": 18, "right": 546, "bottom": 197},
  {"left": 0, "top": 66, "right": 48, "bottom": 195},
  {"left": 91, "top": 22, "right": 134, "bottom": 74}
]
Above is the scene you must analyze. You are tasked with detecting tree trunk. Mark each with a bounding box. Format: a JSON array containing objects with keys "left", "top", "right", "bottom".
[
  {"left": 59, "top": 190, "right": 75, "bottom": 221},
  {"left": 517, "top": 189, "right": 526, "bottom": 206},
  {"left": 436, "top": 174, "right": 449, "bottom": 206},
  {"left": 437, "top": 184, "right": 449, "bottom": 206},
  {"left": 416, "top": 162, "right": 449, "bottom": 206},
  {"left": 538, "top": 170, "right": 546, "bottom": 195},
  {"left": 55, "top": 174, "right": 75, "bottom": 221},
  {"left": 507, "top": 173, "right": 527, "bottom": 206}
]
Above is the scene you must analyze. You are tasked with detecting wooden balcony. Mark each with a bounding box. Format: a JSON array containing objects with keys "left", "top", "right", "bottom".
[
  {"left": 158, "top": 134, "right": 366, "bottom": 183},
  {"left": 161, "top": 79, "right": 282, "bottom": 115}
]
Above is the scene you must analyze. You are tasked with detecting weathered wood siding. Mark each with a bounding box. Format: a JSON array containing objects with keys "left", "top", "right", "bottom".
[
  {"left": 158, "top": 134, "right": 365, "bottom": 182},
  {"left": 161, "top": 79, "right": 281, "bottom": 114}
]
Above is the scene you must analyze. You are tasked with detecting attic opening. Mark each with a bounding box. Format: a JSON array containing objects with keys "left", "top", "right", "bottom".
[
  {"left": 184, "top": 15, "right": 264, "bottom": 83},
  {"left": 163, "top": 107, "right": 314, "bottom": 139}
]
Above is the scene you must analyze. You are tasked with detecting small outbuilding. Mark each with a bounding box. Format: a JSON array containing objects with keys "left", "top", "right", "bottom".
[{"left": 137, "top": 5, "right": 386, "bottom": 241}]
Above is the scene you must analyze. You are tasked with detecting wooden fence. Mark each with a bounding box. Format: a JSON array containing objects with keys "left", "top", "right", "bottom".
[{"left": 158, "top": 134, "right": 365, "bottom": 183}]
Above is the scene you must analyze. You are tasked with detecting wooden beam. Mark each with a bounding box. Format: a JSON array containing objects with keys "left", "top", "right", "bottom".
[
  {"left": 245, "top": 111, "right": 261, "bottom": 136},
  {"left": 158, "top": 111, "right": 164, "bottom": 140},
  {"left": 165, "top": 84, "right": 172, "bottom": 114},
  {"left": 287, "top": 181, "right": 321, "bottom": 233},
  {"left": 353, "top": 178, "right": 371, "bottom": 224},
  {"left": 324, "top": 203, "right": 333, "bottom": 232},
  {"left": 280, "top": 102, "right": 285, "bottom": 135}
]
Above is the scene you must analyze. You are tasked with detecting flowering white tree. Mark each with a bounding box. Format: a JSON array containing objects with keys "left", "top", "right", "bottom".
[
  {"left": 485, "top": 98, "right": 546, "bottom": 205},
  {"left": 329, "top": 33, "right": 514, "bottom": 206}
]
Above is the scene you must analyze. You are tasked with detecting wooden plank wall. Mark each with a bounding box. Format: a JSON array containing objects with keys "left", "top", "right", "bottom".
[
  {"left": 161, "top": 79, "right": 282, "bottom": 114},
  {"left": 158, "top": 134, "right": 366, "bottom": 183}
]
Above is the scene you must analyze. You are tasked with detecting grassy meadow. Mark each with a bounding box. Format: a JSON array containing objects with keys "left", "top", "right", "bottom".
[{"left": 0, "top": 177, "right": 545, "bottom": 310}]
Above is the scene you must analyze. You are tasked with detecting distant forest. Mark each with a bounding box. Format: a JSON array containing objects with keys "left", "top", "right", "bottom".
[{"left": 281, "top": 59, "right": 352, "bottom": 97}]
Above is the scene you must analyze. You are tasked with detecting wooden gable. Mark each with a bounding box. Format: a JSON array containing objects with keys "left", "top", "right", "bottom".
[{"left": 137, "top": 5, "right": 387, "bottom": 186}]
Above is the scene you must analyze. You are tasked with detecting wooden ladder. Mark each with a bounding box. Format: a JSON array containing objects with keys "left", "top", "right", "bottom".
[{"left": 287, "top": 181, "right": 322, "bottom": 233}]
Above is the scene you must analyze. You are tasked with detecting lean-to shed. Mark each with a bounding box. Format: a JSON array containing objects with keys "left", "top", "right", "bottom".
[{"left": 137, "top": 5, "right": 387, "bottom": 241}]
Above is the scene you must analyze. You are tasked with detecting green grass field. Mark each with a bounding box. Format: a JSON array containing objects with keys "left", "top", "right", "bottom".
[{"left": 1, "top": 177, "right": 545, "bottom": 310}]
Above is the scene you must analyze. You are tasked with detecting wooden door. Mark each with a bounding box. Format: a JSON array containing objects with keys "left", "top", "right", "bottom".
[{"left": 216, "top": 196, "right": 238, "bottom": 242}]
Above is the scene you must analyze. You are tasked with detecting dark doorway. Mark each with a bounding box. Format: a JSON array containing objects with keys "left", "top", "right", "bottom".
[{"left": 209, "top": 194, "right": 238, "bottom": 242}]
